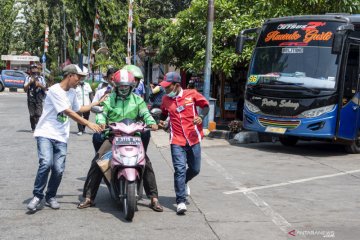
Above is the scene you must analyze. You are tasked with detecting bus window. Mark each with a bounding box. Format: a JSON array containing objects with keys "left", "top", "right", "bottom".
[{"left": 343, "top": 44, "right": 360, "bottom": 106}]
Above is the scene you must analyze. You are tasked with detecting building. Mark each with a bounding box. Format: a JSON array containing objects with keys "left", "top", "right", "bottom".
[{"left": 1, "top": 53, "right": 39, "bottom": 72}]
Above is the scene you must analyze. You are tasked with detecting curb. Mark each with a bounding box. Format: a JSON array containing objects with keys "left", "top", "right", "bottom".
[{"left": 4, "top": 87, "right": 25, "bottom": 93}]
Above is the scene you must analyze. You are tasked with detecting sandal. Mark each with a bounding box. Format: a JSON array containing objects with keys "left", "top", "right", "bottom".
[
  {"left": 149, "top": 199, "right": 163, "bottom": 212},
  {"left": 77, "top": 198, "right": 95, "bottom": 209}
]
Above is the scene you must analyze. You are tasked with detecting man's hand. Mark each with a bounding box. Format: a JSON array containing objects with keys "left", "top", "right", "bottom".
[
  {"left": 159, "top": 120, "right": 166, "bottom": 128},
  {"left": 150, "top": 124, "right": 158, "bottom": 131},
  {"left": 99, "top": 124, "right": 106, "bottom": 130},
  {"left": 98, "top": 93, "right": 109, "bottom": 104},
  {"left": 159, "top": 120, "right": 169, "bottom": 131},
  {"left": 193, "top": 116, "right": 203, "bottom": 125},
  {"left": 35, "top": 81, "right": 43, "bottom": 88},
  {"left": 87, "top": 122, "right": 103, "bottom": 132}
]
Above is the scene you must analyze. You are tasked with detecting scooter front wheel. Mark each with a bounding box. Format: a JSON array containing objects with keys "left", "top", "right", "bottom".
[{"left": 122, "top": 180, "right": 136, "bottom": 221}]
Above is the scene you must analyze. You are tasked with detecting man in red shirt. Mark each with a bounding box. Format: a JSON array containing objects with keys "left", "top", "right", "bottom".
[{"left": 159, "top": 72, "right": 209, "bottom": 214}]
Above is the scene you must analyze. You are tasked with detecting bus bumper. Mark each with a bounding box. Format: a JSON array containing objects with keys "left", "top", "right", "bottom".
[{"left": 243, "top": 109, "right": 337, "bottom": 139}]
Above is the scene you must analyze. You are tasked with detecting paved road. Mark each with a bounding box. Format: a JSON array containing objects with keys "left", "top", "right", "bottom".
[{"left": 1, "top": 92, "right": 360, "bottom": 240}]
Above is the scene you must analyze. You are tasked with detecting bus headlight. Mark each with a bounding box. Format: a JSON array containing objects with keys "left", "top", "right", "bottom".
[
  {"left": 245, "top": 100, "right": 260, "bottom": 113},
  {"left": 299, "top": 105, "right": 335, "bottom": 118}
]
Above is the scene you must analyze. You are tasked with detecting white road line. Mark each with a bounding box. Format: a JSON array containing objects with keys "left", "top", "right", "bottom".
[
  {"left": 224, "top": 169, "right": 360, "bottom": 195},
  {"left": 203, "top": 152, "right": 304, "bottom": 239}
]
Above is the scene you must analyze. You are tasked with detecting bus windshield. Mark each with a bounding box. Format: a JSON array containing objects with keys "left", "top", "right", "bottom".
[
  {"left": 248, "top": 21, "right": 342, "bottom": 90},
  {"left": 249, "top": 46, "right": 338, "bottom": 89}
]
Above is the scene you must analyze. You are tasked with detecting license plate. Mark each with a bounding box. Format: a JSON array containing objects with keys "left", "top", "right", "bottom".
[
  {"left": 115, "top": 137, "right": 142, "bottom": 145},
  {"left": 265, "top": 126, "right": 287, "bottom": 134}
]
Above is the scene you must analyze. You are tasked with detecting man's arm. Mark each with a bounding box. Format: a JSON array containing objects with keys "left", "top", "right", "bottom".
[
  {"left": 79, "top": 94, "right": 108, "bottom": 113},
  {"left": 193, "top": 106, "right": 209, "bottom": 125},
  {"left": 23, "top": 76, "right": 33, "bottom": 92},
  {"left": 193, "top": 91, "right": 210, "bottom": 125},
  {"left": 64, "top": 108, "right": 102, "bottom": 132}
]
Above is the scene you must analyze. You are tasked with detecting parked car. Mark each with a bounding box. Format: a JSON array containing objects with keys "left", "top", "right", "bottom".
[{"left": 0, "top": 70, "right": 28, "bottom": 92}]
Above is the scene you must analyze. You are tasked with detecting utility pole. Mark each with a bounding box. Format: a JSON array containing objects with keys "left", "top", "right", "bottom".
[
  {"left": 63, "top": 3, "right": 66, "bottom": 64},
  {"left": 203, "top": 0, "right": 215, "bottom": 128},
  {"left": 133, "top": 28, "right": 136, "bottom": 64}
]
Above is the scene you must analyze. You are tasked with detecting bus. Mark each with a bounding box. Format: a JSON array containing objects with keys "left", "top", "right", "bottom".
[{"left": 236, "top": 14, "right": 360, "bottom": 153}]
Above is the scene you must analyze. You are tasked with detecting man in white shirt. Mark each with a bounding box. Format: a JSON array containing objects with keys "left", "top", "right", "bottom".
[
  {"left": 75, "top": 81, "right": 93, "bottom": 135},
  {"left": 27, "top": 64, "right": 104, "bottom": 212}
]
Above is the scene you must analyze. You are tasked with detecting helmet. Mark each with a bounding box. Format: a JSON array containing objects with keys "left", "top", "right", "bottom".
[
  {"left": 122, "top": 65, "right": 144, "bottom": 79},
  {"left": 112, "top": 69, "right": 135, "bottom": 98}
]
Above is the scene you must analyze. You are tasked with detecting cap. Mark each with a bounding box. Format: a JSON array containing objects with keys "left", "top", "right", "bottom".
[
  {"left": 63, "top": 64, "right": 88, "bottom": 76},
  {"left": 159, "top": 72, "right": 181, "bottom": 88}
]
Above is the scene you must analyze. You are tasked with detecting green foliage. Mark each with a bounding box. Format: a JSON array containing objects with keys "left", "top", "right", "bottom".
[
  {"left": 0, "top": 0, "right": 18, "bottom": 55},
  {"left": 2, "top": 0, "right": 359, "bottom": 79},
  {"left": 145, "top": 0, "right": 360, "bottom": 77}
]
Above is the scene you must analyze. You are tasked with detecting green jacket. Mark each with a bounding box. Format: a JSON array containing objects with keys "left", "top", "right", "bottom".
[{"left": 96, "top": 92, "right": 156, "bottom": 126}]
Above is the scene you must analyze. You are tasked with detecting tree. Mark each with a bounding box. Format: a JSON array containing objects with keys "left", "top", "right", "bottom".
[
  {"left": 145, "top": 0, "right": 360, "bottom": 77},
  {"left": 0, "top": 0, "right": 18, "bottom": 61}
]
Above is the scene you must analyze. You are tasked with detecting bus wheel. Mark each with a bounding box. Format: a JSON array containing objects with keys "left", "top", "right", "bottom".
[
  {"left": 279, "top": 136, "right": 298, "bottom": 146},
  {"left": 0, "top": 82, "right": 4, "bottom": 92},
  {"left": 345, "top": 136, "right": 360, "bottom": 154}
]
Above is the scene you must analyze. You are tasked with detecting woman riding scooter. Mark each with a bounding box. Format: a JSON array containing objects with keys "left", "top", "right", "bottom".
[{"left": 78, "top": 69, "right": 163, "bottom": 212}]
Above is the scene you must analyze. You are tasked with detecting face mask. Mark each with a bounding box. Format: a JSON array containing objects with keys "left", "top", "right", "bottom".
[
  {"left": 167, "top": 91, "right": 177, "bottom": 98},
  {"left": 116, "top": 86, "right": 131, "bottom": 98}
]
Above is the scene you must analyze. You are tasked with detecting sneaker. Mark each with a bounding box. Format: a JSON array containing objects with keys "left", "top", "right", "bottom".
[
  {"left": 185, "top": 184, "right": 190, "bottom": 196},
  {"left": 45, "top": 197, "right": 60, "bottom": 209},
  {"left": 27, "top": 196, "right": 41, "bottom": 211},
  {"left": 176, "top": 202, "right": 187, "bottom": 215},
  {"left": 77, "top": 132, "right": 83, "bottom": 136}
]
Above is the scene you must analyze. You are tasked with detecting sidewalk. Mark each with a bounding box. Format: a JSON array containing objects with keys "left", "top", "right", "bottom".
[{"left": 151, "top": 130, "right": 230, "bottom": 148}]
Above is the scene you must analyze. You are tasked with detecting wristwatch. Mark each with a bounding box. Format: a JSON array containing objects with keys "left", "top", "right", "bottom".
[{"left": 199, "top": 114, "right": 204, "bottom": 120}]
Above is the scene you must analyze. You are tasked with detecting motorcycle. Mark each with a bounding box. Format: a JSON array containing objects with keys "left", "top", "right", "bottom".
[{"left": 93, "top": 107, "right": 162, "bottom": 221}]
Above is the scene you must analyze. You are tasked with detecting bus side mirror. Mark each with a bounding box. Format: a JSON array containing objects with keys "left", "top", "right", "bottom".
[
  {"left": 332, "top": 32, "right": 344, "bottom": 54},
  {"left": 236, "top": 35, "right": 247, "bottom": 55}
]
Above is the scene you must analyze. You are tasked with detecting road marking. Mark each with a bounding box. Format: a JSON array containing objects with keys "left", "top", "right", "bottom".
[
  {"left": 203, "top": 152, "right": 304, "bottom": 239},
  {"left": 224, "top": 169, "right": 360, "bottom": 195}
]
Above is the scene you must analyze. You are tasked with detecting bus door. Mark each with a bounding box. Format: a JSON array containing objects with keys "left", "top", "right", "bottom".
[{"left": 337, "top": 40, "right": 360, "bottom": 140}]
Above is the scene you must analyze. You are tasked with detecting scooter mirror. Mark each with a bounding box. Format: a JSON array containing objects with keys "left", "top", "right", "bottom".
[
  {"left": 150, "top": 108, "right": 162, "bottom": 117},
  {"left": 91, "top": 106, "right": 104, "bottom": 113}
]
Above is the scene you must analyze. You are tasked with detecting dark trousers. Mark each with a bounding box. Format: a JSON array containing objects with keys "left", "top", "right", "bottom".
[
  {"left": 77, "top": 111, "right": 90, "bottom": 132},
  {"left": 83, "top": 131, "right": 158, "bottom": 200},
  {"left": 27, "top": 100, "right": 43, "bottom": 130}
]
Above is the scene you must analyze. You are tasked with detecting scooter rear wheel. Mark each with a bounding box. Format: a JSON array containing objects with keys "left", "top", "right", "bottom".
[{"left": 122, "top": 180, "right": 136, "bottom": 221}]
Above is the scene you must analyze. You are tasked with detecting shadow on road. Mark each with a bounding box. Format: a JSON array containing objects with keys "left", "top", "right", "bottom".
[
  {"left": 16, "top": 129, "right": 33, "bottom": 133},
  {"left": 228, "top": 141, "right": 348, "bottom": 158}
]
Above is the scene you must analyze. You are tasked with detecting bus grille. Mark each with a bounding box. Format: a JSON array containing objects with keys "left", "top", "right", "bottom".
[{"left": 258, "top": 118, "right": 300, "bottom": 130}]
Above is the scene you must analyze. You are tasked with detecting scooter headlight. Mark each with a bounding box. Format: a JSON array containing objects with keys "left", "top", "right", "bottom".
[
  {"left": 245, "top": 100, "right": 260, "bottom": 113},
  {"left": 121, "top": 155, "right": 138, "bottom": 166},
  {"left": 298, "top": 104, "right": 335, "bottom": 118}
]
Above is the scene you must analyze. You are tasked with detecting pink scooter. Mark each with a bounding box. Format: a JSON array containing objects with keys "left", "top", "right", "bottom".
[{"left": 98, "top": 119, "right": 148, "bottom": 221}]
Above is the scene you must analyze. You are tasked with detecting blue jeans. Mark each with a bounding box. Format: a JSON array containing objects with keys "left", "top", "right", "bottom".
[
  {"left": 32, "top": 137, "right": 67, "bottom": 200},
  {"left": 170, "top": 143, "right": 201, "bottom": 204}
]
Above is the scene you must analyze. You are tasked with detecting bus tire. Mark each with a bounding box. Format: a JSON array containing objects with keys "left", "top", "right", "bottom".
[
  {"left": 345, "top": 140, "right": 360, "bottom": 154},
  {"left": 0, "top": 82, "right": 4, "bottom": 92},
  {"left": 279, "top": 136, "right": 298, "bottom": 146}
]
